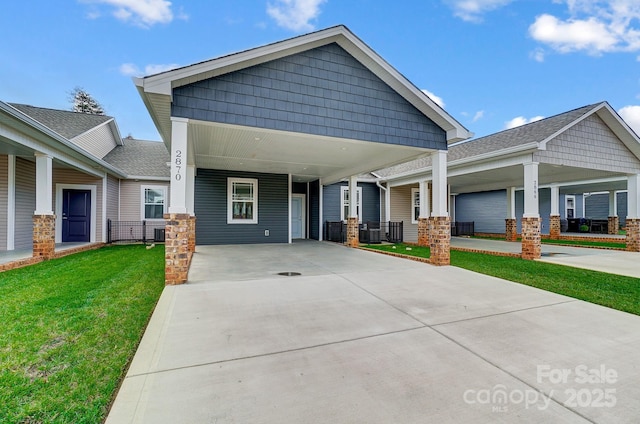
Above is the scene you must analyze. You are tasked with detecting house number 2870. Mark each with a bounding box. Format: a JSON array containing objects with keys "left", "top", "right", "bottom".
[{"left": 174, "top": 149, "right": 182, "bottom": 181}]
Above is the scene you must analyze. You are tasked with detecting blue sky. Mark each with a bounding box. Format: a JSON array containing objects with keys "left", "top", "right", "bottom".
[{"left": 1, "top": 0, "right": 639, "bottom": 141}]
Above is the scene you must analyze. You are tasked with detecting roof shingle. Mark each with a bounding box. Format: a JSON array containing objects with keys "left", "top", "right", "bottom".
[
  {"left": 103, "top": 138, "right": 170, "bottom": 178},
  {"left": 9, "top": 103, "right": 112, "bottom": 139}
]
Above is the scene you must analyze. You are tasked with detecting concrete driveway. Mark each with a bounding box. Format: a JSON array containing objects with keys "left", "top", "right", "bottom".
[{"left": 106, "top": 241, "right": 640, "bottom": 423}]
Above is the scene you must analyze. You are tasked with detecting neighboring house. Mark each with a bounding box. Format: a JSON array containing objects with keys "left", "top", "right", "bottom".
[{"left": 0, "top": 102, "right": 168, "bottom": 257}]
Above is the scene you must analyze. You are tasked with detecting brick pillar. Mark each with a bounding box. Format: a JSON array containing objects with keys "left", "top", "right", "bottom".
[
  {"left": 346, "top": 217, "right": 359, "bottom": 248},
  {"left": 608, "top": 216, "right": 619, "bottom": 235},
  {"left": 626, "top": 218, "right": 640, "bottom": 252},
  {"left": 165, "top": 213, "right": 190, "bottom": 285},
  {"left": 549, "top": 215, "right": 561, "bottom": 240},
  {"left": 188, "top": 216, "right": 196, "bottom": 254},
  {"left": 33, "top": 214, "right": 55, "bottom": 260},
  {"left": 505, "top": 218, "right": 517, "bottom": 242},
  {"left": 521, "top": 217, "right": 541, "bottom": 260},
  {"left": 417, "top": 217, "right": 429, "bottom": 247},
  {"left": 429, "top": 216, "right": 450, "bottom": 266}
]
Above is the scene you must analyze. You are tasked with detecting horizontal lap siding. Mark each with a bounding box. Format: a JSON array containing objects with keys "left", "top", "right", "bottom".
[
  {"left": 195, "top": 170, "right": 288, "bottom": 244},
  {"left": 15, "top": 158, "right": 35, "bottom": 249},
  {"left": 70, "top": 124, "right": 117, "bottom": 159},
  {"left": 390, "top": 185, "right": 415, "bottom": 242},
  {"left": 106, "top": 175, "right": 119, "bottom": 221},
  {"left": 0, "top": 155, "right": 7, "bottom": 249},
  {"left": 119, "top": 180, "right": 170, "bottom": 221},
  {"left": 172, "top": 43, "right": 446, "bottom": 150},
  {"left": 455, "top": 190, "right": 506, "bottom": 234},
  {"left": 585, "top": 192, "right": 628, "bottom": 227}
]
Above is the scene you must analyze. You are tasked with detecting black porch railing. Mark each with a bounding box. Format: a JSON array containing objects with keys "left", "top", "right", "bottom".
[
  {"left": 451, "top": 221, "right": 474, "bottom": 236},
  {"left": 107, "top": 219, "right": 166, "bottom": 244},
  {"left": 324, "top": 221, "right": 403, "bottom": 244}
]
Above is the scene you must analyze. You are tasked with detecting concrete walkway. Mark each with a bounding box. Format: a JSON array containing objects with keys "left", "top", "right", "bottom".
[
  {"left": 451, "top": 237, "right": 640, "bottom": 278},
  {"left": 107, "top": 241, "right": 640, "bottom": 423}
]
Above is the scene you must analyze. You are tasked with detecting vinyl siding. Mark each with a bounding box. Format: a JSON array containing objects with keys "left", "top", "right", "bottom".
[
  {"left": 195, "top": 170, "right": 288, "bottom": 245},
  {"left": 389, "top": 185, "right": 416, "bottom": 242},
  {"left": 119, "top": 180, "right": 170, "bottom": 221},
  {"left": 585, "top": 192, "right": 628, "bottom": 227},
  {"left": 455, "top": 190, "right": 507, "bottom": 234},
  {"left": 70, "top": 123, "right": 118, "bottom": 159},
  {"left": 0, "top": 155, "right": 7, "bottom": 250},
  {"left": 534, "top": 114, "right": 640, "bottom": 174},
  {"left": 106, "top": 175, "right": 119, "bottom": 221},
  {"left": 14, "top": 158, "right": 35, "bottom": 249},
  {"left": 322, "top": 182, "right": 380, "bottom": 224},
  {"left": 53, "top": 169, "right": 104, "bottom": 242},
  {"left": 173, "top": 43, "right": 446, "bottom": 150}
]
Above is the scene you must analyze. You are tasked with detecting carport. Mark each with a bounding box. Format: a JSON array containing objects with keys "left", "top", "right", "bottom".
[{"left": 133, "top": 25, "right": 471, "bottom": 284}]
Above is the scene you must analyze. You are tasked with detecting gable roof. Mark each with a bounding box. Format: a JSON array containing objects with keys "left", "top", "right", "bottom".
[
  {"left": 9, "top": 103, "right": 115, "bottom": 140},
  {"left": 102, "top": 138, "right": 170, "bottom": 179},
  {"left": 135, "top": 25, "right": 472, "bottom": 145},
  {"left": 377, "top": 101, "right": 640, "bottom": 179}
]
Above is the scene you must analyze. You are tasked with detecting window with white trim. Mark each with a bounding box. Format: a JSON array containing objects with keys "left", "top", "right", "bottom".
[
  {"left": 565, "top": 195, "right": 575, "bottom": 219},
  {"left": 340, "top": 186, "right": 362, "bottom": 223},
  {"left": 411, "top": 188, "right": 420, "bottom": 224},
  {"left": 141, "top": 186, "right": 167, "bottom": 220},
  {"left": 228, "top": 178, "right": 258, "bottom": 224}
]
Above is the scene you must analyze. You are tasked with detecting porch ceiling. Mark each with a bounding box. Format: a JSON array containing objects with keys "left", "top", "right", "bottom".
[
  {"left": 188, "top": 120, "right": 432, "bottom": 184},
  {"left": 449, "top": 163, "right": 625, "bottom": 194}
]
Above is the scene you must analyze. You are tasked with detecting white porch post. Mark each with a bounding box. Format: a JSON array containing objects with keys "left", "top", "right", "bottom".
[
  {"left": 626, "top": 175, "right": 640, "bottom": 252},
  {"left": 609, "top": 191, "right": 618, "bottom": 217},
  {"left": 430, "top": 150, "right": 450, "bottom": 265},
  {"left": 346, "top": 175, "right": 359, "bottom": 247},
  {"left": 165, "top": 117, "right": 190, "bottom": 285},
  {"left": 505, "top": 186, "right": 517, "bottom": 241},
  {"left": 384, "top": 183, "right": 391, "bottom": 224},
  {"left": 550, "top": 185, "right": 561, "bottom": 239},
  {"left": 33, "top": 153, "right": 55, "bottom": 259},
  {"left": 288, "top": 174, "right": 292, "bottom": 244},
  {"left": 7, "top": 155, "right": 15, "bottom": 250},
  {"left": 522, "top": 162, "right": 541, "bottom": 259},
  {"left": 419, "top": 180, "right": 430, "bottom": 218},
  {"left": 608, "top": 190, "right": 619, "bottom": 235}
]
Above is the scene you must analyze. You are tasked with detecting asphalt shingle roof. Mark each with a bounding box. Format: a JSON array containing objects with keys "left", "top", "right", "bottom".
[
  {"left": 376, "top": 103, "right": 602, "bottom": 178},
  {"left": 9, "top": 103, "right": 112, "bottom": 139},
  {"left": 103, "top": 138, "right": 170, "bottom": 178}
]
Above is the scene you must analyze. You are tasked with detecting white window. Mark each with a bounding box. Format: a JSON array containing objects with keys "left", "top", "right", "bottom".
[
  {"left": 141, "top": 186, "right": 167, "bottom": 220},
  {"left": 228, "top": 178, "right": 258, "bottom": 224},
  {"left": 411, "top": 188, "right": 420, "bottom": 224},
  {"left": 340, "top": 186, "right": 362, "bottom": 223},
  {"left": 565, "top": 195, "right": 575, "bottom": 219}
]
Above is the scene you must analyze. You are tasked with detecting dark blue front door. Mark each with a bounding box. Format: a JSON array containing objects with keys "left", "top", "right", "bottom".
[{"left": 62, "top": 189, "right": 91, "bottom": 242}]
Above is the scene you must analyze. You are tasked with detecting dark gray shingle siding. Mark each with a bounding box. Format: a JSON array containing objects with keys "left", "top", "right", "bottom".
[{"left": 172, "top": 43, "right": 446, "bottom": 150}]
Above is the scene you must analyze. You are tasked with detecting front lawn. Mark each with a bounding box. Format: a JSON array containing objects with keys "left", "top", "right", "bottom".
[
  {"left": 364, "top": 244, "right": 640, "bottom": 316},
  {"left": 0, "top": 245, "right": 165, "bottom": 423},
  {"left": 471, "top": 235, "right": 626, "bottom": 249}
]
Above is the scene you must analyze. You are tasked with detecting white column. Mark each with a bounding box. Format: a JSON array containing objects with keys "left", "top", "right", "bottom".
[
  {"left": 384, "top": 184, "right": 391, "bottom": 223},
  {"left": 523, "top": 162, "right": 539, "bottom": 218},
  {"left": 319, "top": 180, "right": 324, "bottom": 241},
  {"left": 34, "top": 153, "right": 53, "bottom": 215},
  {"left": 609, "top": 190, "right": 617, "bottom": 217},
  {"left": 506, "top": 186, "right": 516, "bottom": 219},
  {"left": 168, "top": 117, "right": 188, "bottom": 214},
  {"left": 348, "top": 175, "right": 358, "bottom": 218},
  {"left": 419, "top": 180, "right": 430, "bottom": 218},
  {"left": 186, "top": 165, "right": 196, "bottom": 215},
  {"left": 7, "top": 155, "right": 15, "bottom": 249},
  {"left": 628, "top": 174, "right": 640, "bottom": 219},
  {"left": 431, "top": 150, "right": 448, "bottom": 216},
  {"left": 102, "top": 175, "right": 108, "bottom": 243},
  {"left": 550, "top": 185, "right": 560, "bottom": 215},
  {"left": 288, "top": 174, "right": 292, "bottom": 244}
]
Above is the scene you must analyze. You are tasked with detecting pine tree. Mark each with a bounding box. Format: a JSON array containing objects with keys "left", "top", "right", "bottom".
[{"left": 69, "top": 87, "right": 105, "bottom": 115}]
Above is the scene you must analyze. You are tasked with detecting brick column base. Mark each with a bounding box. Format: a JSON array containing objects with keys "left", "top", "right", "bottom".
[
  {"left": 188, "top": 216, "right": 196, "bottom": 254},
  {"left": 429, "top": 216, "right": 450, "bottom": 266},
  {"left": 626, "top": 218, "right": 640, "bottom": 252},
  {"left": 521, "top": 217, "right": 541, "bottom": 260},
  {"left": 505, "top": 218, "right": 517, "bottom": 242},
  {"left": 417, "top": 217, "right": 429, "bottom": 247},
  {"left": 165, "top": 213, "right": 191, "bottom": 285},
  {"left": 346, "top": 217, "right": 359, "bottom": 248},
  {"left": 608, "top": 216, "right": 619, "bottom": 235},
  {"left": 33, "top": 214, "right": 55, "bottom": 260},
  {"left": 549, "top": 215, "right": 561, "bottom": 240}
]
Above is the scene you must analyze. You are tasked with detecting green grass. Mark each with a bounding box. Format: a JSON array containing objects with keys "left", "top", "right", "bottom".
[
  {"left": 0, "top": 245, "right": 165, "bottom": 424},
  {"left": 364, "top": 243, "right": 640, "bottom": 316},
  {"left": 471, "top": 235, "right": 626, "bottom": 249}
]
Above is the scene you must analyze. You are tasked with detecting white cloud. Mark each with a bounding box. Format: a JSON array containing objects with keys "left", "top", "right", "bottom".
[
  {"left": 619, "top": 105, "right": 640, "bottom": 135},
  {"left": 530, "top": 47, "right": 546, "bottom": 62},
  {"left": 119, "top": 62, "right": 180, "bottom": 77},
  {"left": 82, "top": 0, "right": 186, "bottom": 27},
  {"left": 529, "top": 1, "right": 640, "bottom": 54},
  {"left": 472, "top": 110, "right": 485, "bottom": 122},
  {"left": 446, "top": 0, "right": 513, "bottom": 23},
  {"left": 421, "top": 89, "right": 445, "bottom": 108},
  {"left": 504, "top": 115, "right": 544, "bottom": 129},
  {"left": 267, "top": 0, "right": 327, "bottom": 32}
]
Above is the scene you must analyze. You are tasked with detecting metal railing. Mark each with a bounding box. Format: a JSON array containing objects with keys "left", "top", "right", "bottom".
[
  {"left": 324, "top": 221, "right": 403, "bottom": 244},
  {"left": 107, "top": 219, "right": 166, "bottom": 244},
  {"left": 451, "top": 221, "right": 474, "bottom": 236}
]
